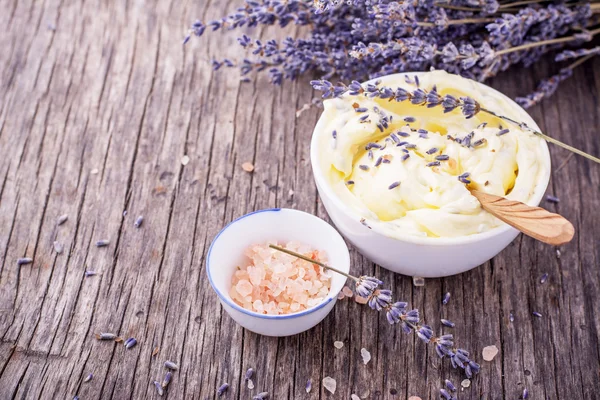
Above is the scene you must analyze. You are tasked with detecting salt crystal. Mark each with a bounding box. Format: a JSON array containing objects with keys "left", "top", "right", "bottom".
[
  {"left": 90, "top": 168, "right": 99, "bottom": 175},
  {"left": 355, "top": 296, "right": 368, "bottom": 305},
  {"left": 333, "top": 341, "right": 344, "bottom": 349},
  {"left": 322, "top": 377, "right": 336, "bottom": 394},
  {"left": 242, "top": 162, "right": 255, "bottom": 172},
  {"left": 342, "top": 286, "right": 354, "bottom": 298},
  {"left": 236, "top": 280, "right": 253, "bottom": 297},
  {"left": 461, "top": 379, "right": 471, "bottom": 388},
  {"left": 181, "top": 155, "right": 190, "bottom": 165},
  {"left": 53, "top": 241, "right": 64, "bottom": 254},
  {"left": 361, "top": 348, "right": 371, "bottom": 365},
  {"left": 351, "top": 395, "right": 361, "bottom": 400},
  {"left": 247, "top": 379, "right": 254, "bottom": 389},
  {"left": 230, "top": 242, "right": 331, "bottom": 315},
  {"left": 482, "top": 345, "right": 499, "bottom": 361},
  {"left": 413, "top": 276, "right": 425, "bottom": 286}
]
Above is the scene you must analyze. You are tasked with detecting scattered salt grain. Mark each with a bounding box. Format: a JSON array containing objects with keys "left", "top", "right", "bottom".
[
  {"left": 57, "top": 214, "right": 68, "bottom": 225},
  {"left": 91, "top": 168, "right": 99, "bottom": 175},
  {"left": 333, "top": 341, "right": 344, "bottom": 349},
  {"left": 247, "top": 379, "right": 254, "bottom": 389},
  {"left": 342, "top": 286, "right": 354, "bottom": 298},
  {"left": 242, "top": 162, "right": 255, "bottom": 172},
  {"left": 461, "top": 379, "right": 471, "bottom": 388},
  {"left": 296, "top": 103, "right": 311, "bottom": 117},
  {"left": 361, "top": 348, "right": 371, "bottom": 365},
  {"left": 181, "top": 155, "right": 190, "bottom": 166},
  {"left": 54, "top": 241, "right": 64, "bottom": 254},
  {"left": 355, "top": 296, "right": 368, "bottom": 305},
  {"left": 556, "top": 249, "right": 561, "bottom": 259},
  {"left": 322, "top": 377, "right": 336, "bottom": 394},
  {"left": 482, "top": 345, "right": 499, "bottom": 361},
  {"left": 230, "top": 242, "right": 331, "bottom": 315},
  {"left": 412, "top": 276, "right": 425, "bottom": 287},
  {"left": 351, "top": 395, "right": 361, "bottom": 400}
]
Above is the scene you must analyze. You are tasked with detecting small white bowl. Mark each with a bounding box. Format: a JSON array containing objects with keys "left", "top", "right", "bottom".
[
  {"left": 310, "top": 72, "right": 551, "bottom": 278},
  {"left": 206, "top": 208, "right": 350, "bottom": 337}
]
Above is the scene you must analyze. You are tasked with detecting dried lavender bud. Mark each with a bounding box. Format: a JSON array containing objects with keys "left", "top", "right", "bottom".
[
  {"left": 124, "top": 337, "right": 137, "bottom": 349},
  {"left": 540, "top": 273, "right": 548, "bottom": 284},
  {"left": 253, "top": 392, "right": 269, "bottom": 400},
  {"left": 96, "top": 239, "right": 110, "bottom": 247},
  {"left": 17, "top": 258, "right": 33, "bottom": 266},
  {"left": 305, "top": 379, "right": 312, "bottom": 393},
  {"left": 388, "top": 181, "right": 401, "bottom": 190},
  {"left": 96, "top": 332, "right": 117, "bottom": 340},
  {"left": 244, "top": 368, "right": 254, "bottom": 381},
  {"left": 426, "top": 161, "right": 441, "bottom": 167},
  {"left": 440, "top": 388, "right": 452, "bottom": 400},
  {"left": 546, "top": 195, "right": 560, "bottom": 203},
  {"left": 445, "top": 379, "right": 456, "bottom": 392},
  {"left": 164, "top": 361, "right": 178, "bottom": 370},
  {"left": 217, "top": 383, "right": 229, "bottom": 396},
  {"left": 523, "top": 388, "right": 529, "bottom": 399},
  {"left": 442, "top": 292, "right": 451, "bottom": 305},
  {"left": 153, "top": 380, "right": 164, "bottom": 396},
  {"left": 134, "top": 216, "right": 144, "bottom": 228},
  {"left": 84, "top": 373, "right": 93, "bottom": 383},
  {"left": 85, "top": 271, "right": 97, "bottom": 277},
  {"left": 161, "top": 371, "right": 172, "bottom": 388},
  {"left": 532, "top": 312, "right": 542, "bottom": 318},
  {"left": 441, "top": 319, "right": 455, "bottom": 328}
]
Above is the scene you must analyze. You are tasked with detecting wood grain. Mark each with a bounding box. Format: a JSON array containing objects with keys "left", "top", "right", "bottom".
[
  {"left": 470, "top": 190, "right": 575, "bottom": 245},
  {"left": 0, "top": 0, "right": 599, "bottom": 399}
]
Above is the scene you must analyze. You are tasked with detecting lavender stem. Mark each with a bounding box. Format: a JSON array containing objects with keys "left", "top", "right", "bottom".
[{"left": 268, "top": 244, "right": 358, "bottom": 282}]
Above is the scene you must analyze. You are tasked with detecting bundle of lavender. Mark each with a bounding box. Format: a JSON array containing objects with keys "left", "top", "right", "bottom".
[{"left": 186, "top": 0, "right": 600, "bottom": 108}]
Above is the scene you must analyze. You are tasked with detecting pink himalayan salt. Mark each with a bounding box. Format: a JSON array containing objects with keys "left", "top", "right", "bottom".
[{"left": 230, "top": 241, "right": 332, "bottom": 315}]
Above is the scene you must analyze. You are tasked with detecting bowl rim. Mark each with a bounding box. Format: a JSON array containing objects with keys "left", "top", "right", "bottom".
[
  {"left": 310, "top": 71, "right": 552, "bottom": 246},
  {"left": 206, "top": 207, "right": 349, "bottom": 320}
]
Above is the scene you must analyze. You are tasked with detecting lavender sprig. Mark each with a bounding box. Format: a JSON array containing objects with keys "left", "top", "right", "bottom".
[
  {"left": 269, "top": 245, "right": 480, "bottom": 378},
  {"left": 311, "top": 79, "right": 600, "bottom": 164},
  {"left": 188, "top": 1, "right": 599, "bottom": 104}
]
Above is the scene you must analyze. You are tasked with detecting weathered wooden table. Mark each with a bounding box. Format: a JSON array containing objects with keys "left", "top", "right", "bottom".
[{"left": 1, "top": 1, "right": 599, "bottom": 399}]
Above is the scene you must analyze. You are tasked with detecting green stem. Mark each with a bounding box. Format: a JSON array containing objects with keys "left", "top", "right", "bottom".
[
  {"left": 268, "top": 244, "right": 359, "bottom": 282},
  {"left": 496, "top": 27, "right": 600, "bottom": 56},
  {"left": 480, "top": 108, "right": 600, "bottom": 164},
  {"left": 417, "top": 18, "right": 494, "bottom": 27}
]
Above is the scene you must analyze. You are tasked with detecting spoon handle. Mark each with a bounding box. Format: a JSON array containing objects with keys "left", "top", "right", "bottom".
[{"left": 470, "top": 190, "right": 574, "bottom": 245}]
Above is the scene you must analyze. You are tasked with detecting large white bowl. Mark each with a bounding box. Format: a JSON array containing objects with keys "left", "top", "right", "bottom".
[
  {"left": 310, "top": 72, "right": 551, "bottom": 278},
  {"left": 206, "top": 208, "right": 350, "bottom": 336}
]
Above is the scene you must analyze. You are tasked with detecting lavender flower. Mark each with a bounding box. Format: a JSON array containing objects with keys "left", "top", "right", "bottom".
[
  {"left": 164, "top": 361, "right": 178, "bottom": 370},
  {"left": 124, "top": 337, "right": 137, "bottom": 349},
  {"left": 442, "top": 292, "right": 451, "bottom": 305},
  {"left": 153, "top": 381, "right": 164, "bottom": 396},
  {"left": 270, "top": 245, "right": 479, "bottom": 378},
  {"left": 217, "top": 383, "right": 229, "bottom": 396},
  {"left": 188, "top": 0, "right": 600, "bottom": 107}
]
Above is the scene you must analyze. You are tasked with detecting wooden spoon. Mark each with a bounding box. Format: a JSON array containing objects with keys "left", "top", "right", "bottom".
[{"left": 469, "top": 189, "right": 574, "bottom": 245}]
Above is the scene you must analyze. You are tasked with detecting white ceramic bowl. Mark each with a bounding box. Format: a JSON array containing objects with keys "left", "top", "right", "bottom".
[
  {"left": 206, "top": 208, "right": 350, "bottom": 337},
  {"left": 310, "top": 72, "right": 551, "bottom": 278}
]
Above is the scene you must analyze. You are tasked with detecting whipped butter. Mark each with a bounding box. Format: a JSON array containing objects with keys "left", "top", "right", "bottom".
[{"left": 316, "top": 71, "right": 549, "bottom": 238}]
